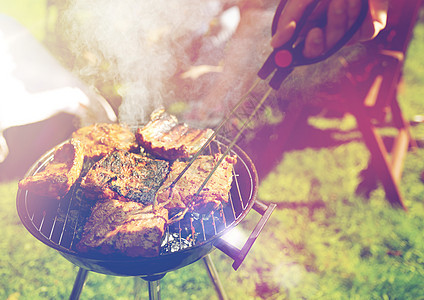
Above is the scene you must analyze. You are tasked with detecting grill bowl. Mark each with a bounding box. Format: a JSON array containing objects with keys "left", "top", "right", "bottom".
[{"left": 16, "top": 138, "right": 258, "bottom": 278}]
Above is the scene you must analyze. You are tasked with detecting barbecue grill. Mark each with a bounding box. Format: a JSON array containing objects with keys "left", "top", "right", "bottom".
[
  {"left": 16, "top": 0, "right": 371, "bottom": 297},
  {"left": 16, "top": 137, "right": 275, "bottom": 299}
]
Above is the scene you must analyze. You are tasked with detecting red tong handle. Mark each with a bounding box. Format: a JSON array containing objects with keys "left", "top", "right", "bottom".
[{"left": 214, "top": 200, "right": 276, "bottom": 270}]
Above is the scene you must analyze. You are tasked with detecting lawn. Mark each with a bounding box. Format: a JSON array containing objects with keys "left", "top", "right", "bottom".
[{"left": 1, "top": 1, "right": 424, "bottom": 299}]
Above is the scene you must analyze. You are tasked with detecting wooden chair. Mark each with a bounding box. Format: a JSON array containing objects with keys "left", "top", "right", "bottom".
[{"left": 252, "top": 0, "right": 422, "bottom": 210}]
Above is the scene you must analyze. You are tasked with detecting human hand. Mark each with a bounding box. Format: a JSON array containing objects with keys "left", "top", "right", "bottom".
[{"left": 270, "top": 0, "right": 389, "bottom": 58}]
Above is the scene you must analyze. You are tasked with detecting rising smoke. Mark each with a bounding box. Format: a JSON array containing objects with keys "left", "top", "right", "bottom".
[
  {"left": 62, "top": 0, "right": 366, "bottom": 127},
  {"left": 63, "top": 0, "right": 225, "bottom": 125}
]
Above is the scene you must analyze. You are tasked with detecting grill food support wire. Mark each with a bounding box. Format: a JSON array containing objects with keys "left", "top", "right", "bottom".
[{"left": 17, "top": 138, "right": 275, "bottom": 278}]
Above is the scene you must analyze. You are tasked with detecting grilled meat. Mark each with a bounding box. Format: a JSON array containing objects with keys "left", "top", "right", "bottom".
[
  {"left": 72, "top": 123, "right": 138, "bottom": 160},
  {"left": 135, "top": 109, "right": 214, "bottom": 160},
  {"left": 156, "top": 154, "right": 237, "bottom": 213},
  {"left": 18, "top": 139, "right": 84, "bottom": 198},
  {"left": 76, "top": 200, "right": 168, "bottom": 257},
  {"left": 81, "top": 150, "right": 169, "bottom": 205}
]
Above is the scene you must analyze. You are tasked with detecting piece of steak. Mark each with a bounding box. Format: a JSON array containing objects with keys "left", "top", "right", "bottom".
[
  {"left": 76, "top": 200, "right": 168, "bottom": 257},
  {"left": 81, "top": 150, "right": 169, "bottom": 205},
  {"left": 72, "top": 123, "right": 138, "bottom": 160},
  {"left": 18, "top": 139, "right": 84, "bottom": 198},
  {"left": 135, "top": 109, "right": 214, "bottom": 160},
  {"left": 156, "top": 154, "right": 237, "bottom": 213}
]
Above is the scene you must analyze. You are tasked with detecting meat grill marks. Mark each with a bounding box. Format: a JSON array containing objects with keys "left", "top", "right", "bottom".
[
  {"left": 76, "top": 200, "right": 168, "bottom": 257},
  {"left": 81, "top": 150, "right": 169, "bottom": 205},
  {"left": 135, "top": 109, "right": 214, "bottom": 160},
  {"left": 19, "top": 115, "right": 240, "bottom": 258},
  {"left": 156, "top": 154, "right": 237, "bottom": 213},
  {"left": 72, "top": 123, "right": 138, "bottom": 160},
  {"left": 18, "top": 139, "right": 84, "bottom": 198}
]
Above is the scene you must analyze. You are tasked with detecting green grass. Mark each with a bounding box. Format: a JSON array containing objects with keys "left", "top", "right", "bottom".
[
  {"left": 1, "top": 2, "right": 424, "bottom": 300},
  {"left": 3, "top": 149, "right": 424, "bottom": 299}
]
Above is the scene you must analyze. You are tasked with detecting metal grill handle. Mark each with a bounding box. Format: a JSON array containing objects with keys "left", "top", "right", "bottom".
[{"left": 214, "top": 200, "right": 276, "bottom": 270}]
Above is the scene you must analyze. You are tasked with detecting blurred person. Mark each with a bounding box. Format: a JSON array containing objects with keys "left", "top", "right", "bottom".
[
  {"left": 0, "top": 14, "right": 116, "bottom": 180},
  {"left": 184, "top": 0, "right": 389, "bottom": 125},
  {"left": 61, "top": 0, "right": 388, "bottom": 127}
]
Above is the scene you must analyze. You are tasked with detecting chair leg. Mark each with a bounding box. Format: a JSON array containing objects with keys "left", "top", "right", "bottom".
[
  {"left": 391, "top": 97, "right": 413, "bottom": 140},
  {"left": 353, "top": 109, "right": 407, "bottom": 210},
  {"left": 390, "top": 126, "right": 410, "bottom": 183},
  {"left": 390, "top": 98, "right": 417, "bottom": 182}
]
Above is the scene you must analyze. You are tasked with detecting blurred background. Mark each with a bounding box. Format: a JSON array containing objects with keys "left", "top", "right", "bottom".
[{"left": 1, "top": 0, "right": 424, "bottom": 299}]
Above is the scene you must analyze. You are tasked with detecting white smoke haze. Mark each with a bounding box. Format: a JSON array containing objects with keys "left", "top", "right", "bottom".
[
  {"left": 62, "top": 0, "right": 367, "bottom": 128},
  {"left": 63, "top": 0, "right": 223, "bottom": 125}
]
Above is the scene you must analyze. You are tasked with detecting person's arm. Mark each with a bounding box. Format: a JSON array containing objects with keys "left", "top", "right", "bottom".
[{"left": 270, "top": 0, "right": 389, "bottom": 57}]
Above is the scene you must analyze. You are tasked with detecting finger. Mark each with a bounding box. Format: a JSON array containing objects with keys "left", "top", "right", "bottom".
[
  {"left": 352, "top": 0, "right": 388, "bottom": 42},
  {"left": 271, "top": 20, "right": 296, "bottom": 48},
  {"left": 368, "top": 0, "right": 388, "bottom": 38},
  {"left": 357, "top": 12, "right": 375, "bottom": 41},
  {"left": 271, "top": 0, "right": 315, "bottom": 48},
  {"left": 344, "top": 0, "right": 362, "bottom": 45},
  {"left": 326, "top": 0, "right": 349, "bottom": 49},
  {"left": 347, "top": 0, "right": 361, "bottom": 29},
  {"left": 303, "top": 27, "right": 325, "bottom": 57}
]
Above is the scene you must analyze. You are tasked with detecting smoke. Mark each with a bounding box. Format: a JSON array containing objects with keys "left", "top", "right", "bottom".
[
  {"left": 62, "top": 0, "right": 367, "bottom": 128},
  {"left": 63, "top": 0, "right": 222, "bottom": 125}
]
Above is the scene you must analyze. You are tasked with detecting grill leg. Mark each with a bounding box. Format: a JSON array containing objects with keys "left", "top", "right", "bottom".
[
  {"left": 69, "top": 268, "right": 89, "bottom": 300},
  {"left": 148, "top": 280, "right": 161, "bottom": 300},
  {"left": 203, "top": 254, "right": 228, "bottom": 300}
]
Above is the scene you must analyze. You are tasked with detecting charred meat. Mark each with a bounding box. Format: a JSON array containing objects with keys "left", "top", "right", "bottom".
[
  {"left": 156, "top": 154, "right": 237, "bottom": 213},
  {"left": 76, "top": 200, "right": 168, "bottom": 257},
  {"left": 72, "top": 123, "right": 138, "bottom": 160},
  {"left": 81, "top": 150, "right": 169, "bottom": 205},
  {"left": 18, "top": 139, "right": 84, "bottom": 198},
  {"left": 135, "top": 109, "right": 214, "bottom": 160}
]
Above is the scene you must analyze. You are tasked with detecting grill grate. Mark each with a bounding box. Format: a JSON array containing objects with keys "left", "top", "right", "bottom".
[{"left": 18, "top": 139, "right": 255, "bottom": 258}]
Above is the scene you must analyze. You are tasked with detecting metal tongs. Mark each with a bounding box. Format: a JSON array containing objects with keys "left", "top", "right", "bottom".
[{"left": 166, "top": 0, "right": 369, "bottom": 222}]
